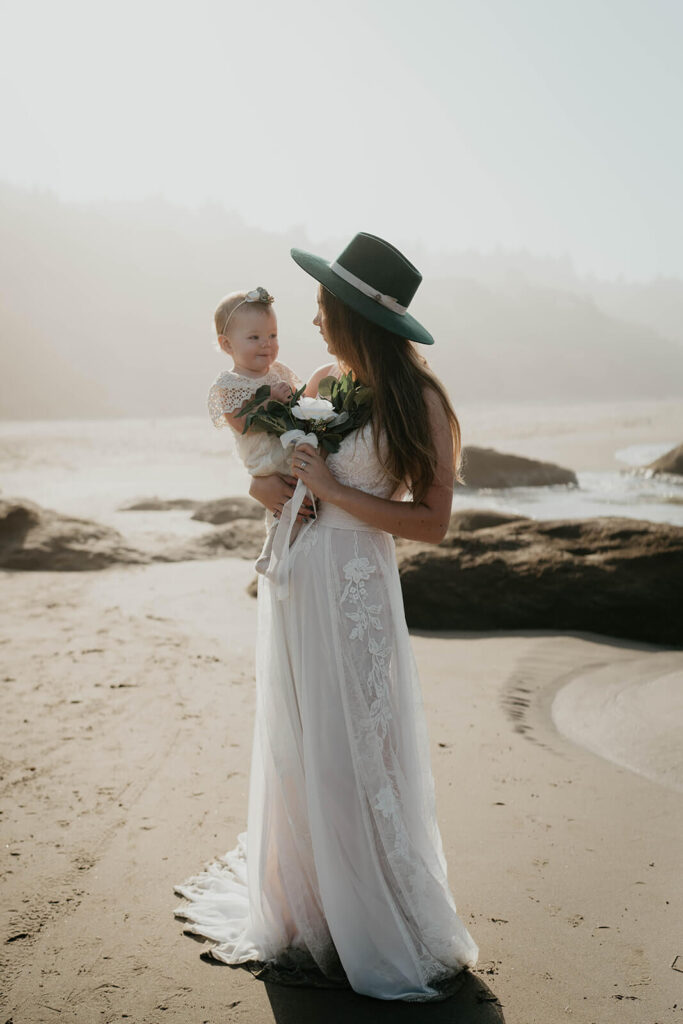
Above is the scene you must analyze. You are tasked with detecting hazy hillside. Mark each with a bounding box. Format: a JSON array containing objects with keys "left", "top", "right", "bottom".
[
  {"left": 2, "top": 183, "right": 683, "bottom": 419},
  {"left": 582, "top": 276, "right": 683, "bottom": 349}
]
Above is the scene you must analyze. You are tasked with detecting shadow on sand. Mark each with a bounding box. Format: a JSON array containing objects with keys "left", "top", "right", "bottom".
[
  {"left": 197, "top": 950, "right": 504, "bottom": 1022},
  {"left": 262, "top": 971, "right": 505, "bottom": 1023}
]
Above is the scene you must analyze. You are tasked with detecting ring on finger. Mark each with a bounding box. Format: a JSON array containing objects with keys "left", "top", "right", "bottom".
[{"left": 299, "top": 460, "right": 307, "bottom": 469}]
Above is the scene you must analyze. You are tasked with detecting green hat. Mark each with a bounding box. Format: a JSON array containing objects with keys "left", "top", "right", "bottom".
[{"left": 290, "top": 232, "right": 434, "bottom": 345}]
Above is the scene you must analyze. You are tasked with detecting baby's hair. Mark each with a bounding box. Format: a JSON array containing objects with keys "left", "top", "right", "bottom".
[
  {"left": 214, "top": 292, "right": 247, "bottom": 338},
  {"left": 213, "top": 290, "right": 275, "bottom": 353}
]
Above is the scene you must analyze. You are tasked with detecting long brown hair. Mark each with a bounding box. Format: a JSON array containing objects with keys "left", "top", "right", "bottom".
[{"left": 319, "top": 285, "right": 463, "bottom": 502}]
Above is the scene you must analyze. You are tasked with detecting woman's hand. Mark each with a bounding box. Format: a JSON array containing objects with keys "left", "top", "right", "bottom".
[
  {"left": 249, "top": 473, "right": 315, "bottom": 522},
  {"left": 291, "top": 444, "right": 340, "bottom": 503}
]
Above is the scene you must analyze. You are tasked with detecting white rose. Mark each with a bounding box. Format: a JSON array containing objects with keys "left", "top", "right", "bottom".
[{"left": 291, "top": 397, "right": 337, "bottom": 422}]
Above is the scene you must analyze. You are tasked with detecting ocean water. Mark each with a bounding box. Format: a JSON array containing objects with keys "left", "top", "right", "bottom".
[
  {"left": 453, "top": 443, "right": 683, "bottom": 527},
  {"left": 1, "top": 407, "right": 682, "bottom": 535}
]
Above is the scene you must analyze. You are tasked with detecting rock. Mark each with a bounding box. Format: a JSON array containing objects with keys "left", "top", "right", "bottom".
[
  {"left": 446, "top": 508, "right": 530, "bottom": 533},
  {"left": 644, "top": 443, "right": 683, "bottom": 477},
  {"left": 397, "top": 516, "right": 683, "bottom": 647},
  {"left": 155, "top": 519, "right": 266, "bottom": 562},
  {"left": 460, "top": 446, "right": 577, "bottom": 489},
  {"left": 117, "top": 495, "right": 265, "bottom": 522},
  {"left": 118, "top": 497, "right": 200, "bottom": 511},
  {"left": 191, "top": 497, "right": 264, "bottom": 524},
  {"left": 394, "top": 509, "right": 530, "bottom": 552},
  {"left": 1, "top": 496, "right": 270, "bottom": 570},
  {"left": 0, "top": 499, "right": 148, "bottom": 571}
]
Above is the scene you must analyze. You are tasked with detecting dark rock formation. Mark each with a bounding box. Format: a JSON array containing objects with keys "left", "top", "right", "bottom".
[
  {"left": 445, "top": 508, "right": 530, "bottom": 534},
  {"left": 394, "top": 509, "right": 530, "bottom": 553},
  {"left": 156, "top": 519, "right": 266, "bottom": 562},
  {"left": 1, "top": 499, "right": 267, "bottom": 570},
  {"left": 397, "top": 514, "right": 683, "bottom": 647},
  {"left": 119, "top": 497, "right": 200, "bottom": 511},
  {"left": 191, "top": 497, "right": 264, "bottom": 524},
  {"left": 118, "top": 495, "right": 264, "bottom": 522},
  {"left": 460, "top": 446, "right": 577, "bottom": 489},
  {"left": 644, "top": 443, "right": 683, "bottom": 477},
  {"left": 0, "top": 499, "right": 147, "bottom": 571}
]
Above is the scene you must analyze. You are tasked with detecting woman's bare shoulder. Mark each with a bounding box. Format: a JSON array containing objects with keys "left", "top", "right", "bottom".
[{"left": 305, "top": 361, "right": 338, "bottom": 396}]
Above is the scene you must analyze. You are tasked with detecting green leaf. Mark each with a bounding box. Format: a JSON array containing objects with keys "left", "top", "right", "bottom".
[
  {"left": 246, "top": 419, "right": 270, "bottom": 434},
  {"left": 343, "top": 387, "right": 357, "bottom": 411},
  {"left": 236, "top": 368, "right": 372, "bottom": 448},
  {"left": 318, "top": 377, "right": 335, "bottom": 400},
  {"left": 234, "top": 384, "right": 273, "bottom": 418}
]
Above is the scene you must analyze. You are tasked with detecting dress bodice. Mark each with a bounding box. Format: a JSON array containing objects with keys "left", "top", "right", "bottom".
[{"left": 325, "top": 420, "right": 402, "bottom": 500}]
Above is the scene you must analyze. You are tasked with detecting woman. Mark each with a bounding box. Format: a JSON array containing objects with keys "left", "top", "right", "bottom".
[{"left": 174, "top": 233, "right": 479, "bottom": 1001}]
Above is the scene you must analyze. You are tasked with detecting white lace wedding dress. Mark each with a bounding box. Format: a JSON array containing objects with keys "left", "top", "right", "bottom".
[{"left": 173, "top": 421, "right": 479, "bottom": 1001}]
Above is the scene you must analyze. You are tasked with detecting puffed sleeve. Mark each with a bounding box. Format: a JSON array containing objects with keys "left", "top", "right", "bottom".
[{"left": 207, "top": 373, "right": 260, "bottom": 428}]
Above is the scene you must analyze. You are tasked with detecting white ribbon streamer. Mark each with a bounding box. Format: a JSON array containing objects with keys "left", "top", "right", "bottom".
[
  {"left": 256, "top": 434, "right": 318, "bottom": 599},
  {"left": 330, "top": 261, "right": 407, "bottom": 315},
  {"left": 279, "top": 429, "right": 319, "bottom": 450}
]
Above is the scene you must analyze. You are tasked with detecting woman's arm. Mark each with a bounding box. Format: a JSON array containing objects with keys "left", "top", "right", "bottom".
[{"left": 292, "top": 389, "right": 454, "bottom": 544}]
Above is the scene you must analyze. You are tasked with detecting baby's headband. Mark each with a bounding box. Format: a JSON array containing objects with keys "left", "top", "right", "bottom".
[{"left": 220, "top": 286, "right": 275, "bottom": 335}]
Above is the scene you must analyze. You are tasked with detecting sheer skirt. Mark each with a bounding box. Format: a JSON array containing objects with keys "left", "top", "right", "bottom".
[{"left": 174, "top": 508, "right": 478, "bottom": 1001}]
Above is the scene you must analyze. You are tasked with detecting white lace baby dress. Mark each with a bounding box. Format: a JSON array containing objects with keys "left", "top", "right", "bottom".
[{"left": 207, "top": 361, "right": 303, "bottom": 477}]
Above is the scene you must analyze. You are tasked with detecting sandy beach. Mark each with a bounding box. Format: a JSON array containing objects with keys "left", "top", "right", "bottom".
[
  {"left": 2, "top": 552, "right": 681, "bottom": 1023},
  {"left": 2, "top": 399, "right": 683, "bottom": 1022}
]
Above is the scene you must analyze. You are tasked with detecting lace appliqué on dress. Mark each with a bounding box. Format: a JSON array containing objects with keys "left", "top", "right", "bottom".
[
  {"left": 337, "top": 534, "right": 466, "bottom": 987},
  {"left": 341, "top": 536, "right": 409, "bottom": 859},
  {"left": 340, "top": 538, "right": 393, "bottom": 743},
  {"left": 299, "top": 519, "right": 320, "bottom": 557}
]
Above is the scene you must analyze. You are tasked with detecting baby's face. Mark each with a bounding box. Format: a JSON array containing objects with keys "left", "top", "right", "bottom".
[{"left": 222, "top": 307, "right": 279, "bottom": 377}]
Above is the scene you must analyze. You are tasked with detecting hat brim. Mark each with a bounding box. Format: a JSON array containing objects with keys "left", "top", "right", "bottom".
[{"left": 290, "top": 247, "right": 434, "bottom": 346}]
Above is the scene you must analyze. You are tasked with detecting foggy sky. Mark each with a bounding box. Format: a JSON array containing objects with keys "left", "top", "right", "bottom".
[
  {"left": 2, "top": 184, "right": 683, "bottom": 421},
  {"left": 1, "top": 0, "right": 682, "bottom": 280}
]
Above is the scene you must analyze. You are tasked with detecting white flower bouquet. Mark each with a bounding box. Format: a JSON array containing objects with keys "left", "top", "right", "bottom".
[
  {"left": 234, "top": 371, "right": 372, "bottom": 454},
  {"left": 235, "top": 371, "right": 373, "bottom": 598}
]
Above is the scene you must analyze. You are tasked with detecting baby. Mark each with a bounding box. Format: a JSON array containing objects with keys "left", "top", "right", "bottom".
[{"left": 207, "top": 287, "right": 313, "bottom": 566}]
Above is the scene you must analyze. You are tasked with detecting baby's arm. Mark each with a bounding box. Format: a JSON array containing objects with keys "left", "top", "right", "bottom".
[{"left": 216, "top": 400, "right": 252, "bottom": 433}]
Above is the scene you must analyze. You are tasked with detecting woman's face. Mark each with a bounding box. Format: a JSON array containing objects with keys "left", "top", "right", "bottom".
[{"left": 313, "top": 291, "right": 335, "bottom": 355}]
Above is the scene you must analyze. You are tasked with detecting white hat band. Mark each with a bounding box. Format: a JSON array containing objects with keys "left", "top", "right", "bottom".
[{"left": 329, "top": 261, "right": 408, "bottom": 316}]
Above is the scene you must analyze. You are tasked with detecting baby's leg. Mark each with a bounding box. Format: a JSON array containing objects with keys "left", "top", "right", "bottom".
[
  {"left": 254, "top": 514, "right": 278, "bottom": 575},
  {"left": 253, "top": 506, "right": 310, "bottom": 577}
]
